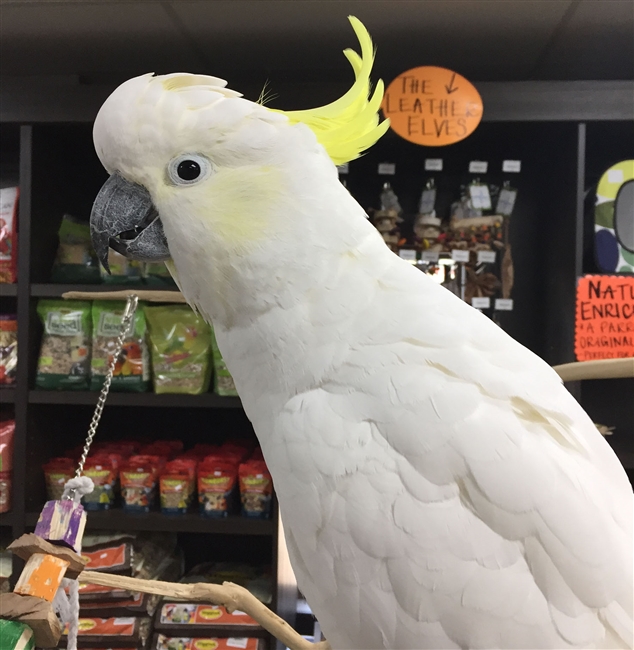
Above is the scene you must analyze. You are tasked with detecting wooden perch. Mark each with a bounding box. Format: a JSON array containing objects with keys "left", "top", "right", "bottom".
[
  {"left": 61, "top": 289, "right": 186, "bottom": 303},
  {"left": 552, "top": 357, "right": 634, "bottom": 381},
  {"left": 8, "top": 533, "right": 87, "bottom": 580},
  {"left": 80, "top": 570, "right": 331, "bottom": 650}
]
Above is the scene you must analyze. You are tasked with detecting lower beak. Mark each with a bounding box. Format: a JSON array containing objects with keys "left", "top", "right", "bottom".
[{"left": 90, "top": 172, "right": 170, "bottom": 273}]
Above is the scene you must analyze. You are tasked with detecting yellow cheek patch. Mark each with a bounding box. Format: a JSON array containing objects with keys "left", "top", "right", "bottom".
[{"left": 204, "top": 166, "right": 284, "bottom": 248}]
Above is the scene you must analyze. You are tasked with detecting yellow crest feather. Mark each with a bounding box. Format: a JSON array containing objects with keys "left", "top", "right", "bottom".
[{"left": 270, "top": 16, "right": 390, "bottom": 165}]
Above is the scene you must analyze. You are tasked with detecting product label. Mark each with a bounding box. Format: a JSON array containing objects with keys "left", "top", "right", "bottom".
[
  {"left": 469, "top": 161, "right": 488, "bottom": 174},
  {"left": 45, "top": 311, "right": 83, "bottom": 336},
  {"left": 502, "top": 160, "right": 522, "bottom": 173},
  {"left": 471, "top": 297, "right": 491, "bottom": 309},
  {"left": 477, "top": 250, "right": 496, "bottom": 264},
  {"left": 424, "top": 159, "right": 443, "bottom": 171},
  {"left": 159, "top": 603, "right": 259, "bottom": 627},
  {"left": 451, "top": 250, "right": 470, "bottom": 262},
  {"left": 495, "top": 298, "right": 514, "bottom": 311}
]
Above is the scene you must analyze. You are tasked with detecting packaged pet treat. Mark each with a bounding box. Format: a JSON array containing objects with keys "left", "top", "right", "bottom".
[
  {"left": 82, "top": 455, "right": 118, "bottom": 510},
  {"left": 160, "top": 459, "right": 196, "bottom": 515},
  {"left": 120, "top": 456, "right": 160, "bottom": 513},
  {"left": 43, "top": 457, "right": 75, "bottom": 500},
  {"left": 50, "top": 214, "right": 101, "bottom": 284},
  {"left": 0, "top": 314, "right": 17, "bottom": 385},
  {"left": 91, "top": 300, "right": 150, "bottom": 392},
  {"left": 36, "top": 300, "right": 91, "bottom": 390},
  {"left": 145, "top": 306, "right": 212, "bottom": 395},
  {"left": 197, "top": 461, "right": 237, "bottom": 518},
  {"left": 238, "top": 461, "right": 272, "bottom": 519},
  {"left": 101, "top": 249, "right": 144, "bottom": 284},
  {"left": 210, "top": 328, "right": 238, "bottom": 396},
  {"left": 0, "top": 187, "right": 18, "bottom": 283},
  {"left": 143, "top": 261, "right": 178, "bottom": 287}
]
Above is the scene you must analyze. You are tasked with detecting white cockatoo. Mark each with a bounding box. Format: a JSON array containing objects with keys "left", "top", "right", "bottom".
[{"left": 90, "top": 17, "right": 633, "bottom": 650}]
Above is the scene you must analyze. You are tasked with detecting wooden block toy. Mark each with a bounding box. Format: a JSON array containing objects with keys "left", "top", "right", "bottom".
[
  {"left": 0, "top": 592, "right": 62, "bottom": 648},
  {"left": 0, "top": 619, "right": 35, "bottom": 650},
  {"left": 8, "top": 533, "right": 87, "bottom": 579},
  {"left": 14, "top": 553, "right": 70, "bottom": 601},
  {"left": 34, "top": 498, "right": 87, "bottom": 552}
]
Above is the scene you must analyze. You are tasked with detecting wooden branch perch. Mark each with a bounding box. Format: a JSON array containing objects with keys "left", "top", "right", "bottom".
[
  {"left": 61, "top": 289, "right": 186, "bottom": 303},
  {"left": 79, "top": 570, "right": 331, "bottom": 650},
  {"left": 552, "top": 357, "right": 634, "bottom": 381}
]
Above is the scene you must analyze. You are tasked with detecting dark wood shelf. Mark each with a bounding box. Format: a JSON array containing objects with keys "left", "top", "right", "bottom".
[
  {"left": 30, "top": 283, "right": 174, "bottom": 297},
  {"left": 26, "top": 509, "right": 274, "bottom": 535},
  {"left": 29, "top": 390, "right": 242, "bottom": 408},
  {"left": 0, "top": 388, "right": 16, "bottom": 404},
  {"left": 0, "top": 512, "right": 14, "bottom": 527},
  {"left": 0, "top": 284, "right": 17, "bottom": 297}
]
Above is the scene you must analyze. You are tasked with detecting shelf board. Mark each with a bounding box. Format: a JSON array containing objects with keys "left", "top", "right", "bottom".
[
  {"left": 29, "top": 390, "right": 242, "bottom": 408},
  {"left": 0, "top": 284, "right": 17, "bottom": 297},
  {"left": 0, "top": 388, "right": 16, "bottom": 404},
  {"left": 26, "top": 509, "right": 274, "bottom": 535},
  {"left": 0, "top": 512, "right": 14, "bottom": 528},
  {"left": 30, "top": 284, "right": 179, "bottom": 298}
]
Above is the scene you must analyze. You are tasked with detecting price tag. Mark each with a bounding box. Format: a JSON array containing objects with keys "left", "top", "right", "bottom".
[
  {"left": 378, "top": 162, "right": 396, "bottom": 175},
  {"left": 469, "top": 184, "right": 492, "bottom": 210},
  {"left": 496, "top": 188, "right": 517, "bottom": 216},
  {"left": 337, "top": 163, "right": 349, "bottom": 174},
  {"left": 425, "top": 159, "right": 443, "bottom": 171},
  {"left": 471, "top": 297, "right": 491, "bottom": 309},
  {"left": 477, "top": 250, "right": 496, "bottom": 264},
  {"left": 502, "top": 160, "right": 522, "bottom": 173},
  {"left": 419, "top": 188, "right": 436, "bottom": 214},
  {"left": 451, "top": 249, "right": 470, "bottom": 262},
  {"left": 399, "top": 249, "right": 417, "bottom": 262},
  {"left": 495, "top": 298, "right": 514, "bottom": 311},
  {"left": 422, "top": 250, "right": 440, "bottom": 263},
  {"left": 227, "top": 639, "right": 250, "bottom": 649},
  {"left": 469, "top": 161, "right": 488, "bottom": 174}
]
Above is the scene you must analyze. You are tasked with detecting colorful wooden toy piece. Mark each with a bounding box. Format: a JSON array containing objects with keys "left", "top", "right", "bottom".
[
  {"left": 14, "top": 553, "right": 70, "bottom": 601},
  {"left": 34, "top": 498, "right": 87, "bottom": 552},
  {"left": 0, "top": 619, "right": 35, "bottom": 650},
  {"left": 8, "top": 533, "right": 87, "bottom": 580},
  {"left": 0, "top": 592, "right": 62, "bottom": 648}
]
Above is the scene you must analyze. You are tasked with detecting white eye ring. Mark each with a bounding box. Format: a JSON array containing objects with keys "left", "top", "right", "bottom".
[{"left": 167, "top": 154, "right": 213, "bottom": 186}]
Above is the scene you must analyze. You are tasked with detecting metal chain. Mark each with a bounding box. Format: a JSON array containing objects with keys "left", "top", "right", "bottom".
[{"left": 74, "top": 294, "right": 139, "bottom": 478}]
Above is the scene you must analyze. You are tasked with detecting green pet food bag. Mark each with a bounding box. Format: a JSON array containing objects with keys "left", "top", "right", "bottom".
[
  {"left": 90, "top": 301, "right": 150, "bottom": 392},
  {"left": 210, "top": 327, "right": 238, "bottom": 396},
  {"left": 145, "top": 305, "right": 212, "bottom": 394},
  {"left": 36, "top": 300, "right": 91, "bottom": 390}
]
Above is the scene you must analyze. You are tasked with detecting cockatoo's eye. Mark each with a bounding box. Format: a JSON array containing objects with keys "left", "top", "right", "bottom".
[{"left": 167, "top": 154, "right": 212, "bottom": 186}]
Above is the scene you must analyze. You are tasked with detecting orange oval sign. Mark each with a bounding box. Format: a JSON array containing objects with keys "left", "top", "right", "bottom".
[{"left": 381, "top": 66, "right": 483, "bottom": 146}]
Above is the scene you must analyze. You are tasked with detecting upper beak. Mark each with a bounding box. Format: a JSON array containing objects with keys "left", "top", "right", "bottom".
[{"left": 90, "top": 172, "right": 170, "bottom": 273}]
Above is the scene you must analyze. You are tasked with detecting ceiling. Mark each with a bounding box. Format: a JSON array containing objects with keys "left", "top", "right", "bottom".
[{"left": 1, "top": 0, "right": 633, "bottom": 92}]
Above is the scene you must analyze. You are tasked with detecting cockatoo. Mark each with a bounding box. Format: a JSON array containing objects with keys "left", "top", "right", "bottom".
[{"left": 89, "top": 17, "right": 633, "bottom": 650}]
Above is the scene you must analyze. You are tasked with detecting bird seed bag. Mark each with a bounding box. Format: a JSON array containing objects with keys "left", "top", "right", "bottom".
[
  {"left": 90, "top": 300, "right": 150, "bottom": 392},
  {"left": 36, "top": 300, "right": 91, "bottom": 390}
]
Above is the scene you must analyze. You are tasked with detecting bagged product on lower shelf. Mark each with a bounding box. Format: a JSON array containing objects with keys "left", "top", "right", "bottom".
[
  {"left": 91, "top": 301, "right": 150, "bottom": 392},
  {"left": 0, "top": 418, "right": 14, "bottom": 513},
  {"left": 153, "top": 634, "right": 263, "bottom": 650},
  {"left": 145, "top": 306, "right": 212, "bottom": 395},
  {"left": 36, "top": 300, "right": 92, "bottom": 390},
  {"left": 0, "top": 314, "right": 17, "bottom": 385},
  {"left": 51, "top": 214, "right": 101, "bottom": 284},
  {"left": 210, "top": 328, "right": 238, "bottom": 397},
  {"left": 81, "top": 592, "right": 161, "bottom": 619},
  {"left": 43, "top": 457, "right": 76, "bottom": 500},
  {"left": 0, "top": 186, "right": 19, "bottom": 284},
  {"left": 143, "top": 262, "right": 178, "bottom": 288},
  {"left": 238, "top": 461, "right": 272, "bottom": 519},
  {"left": 101, "top": 249, "right": 144, "bottom": 284}
]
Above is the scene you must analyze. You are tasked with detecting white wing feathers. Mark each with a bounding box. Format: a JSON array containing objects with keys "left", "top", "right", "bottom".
[{"left": 268, "top": 255, "right": 633, "bottom": 649}]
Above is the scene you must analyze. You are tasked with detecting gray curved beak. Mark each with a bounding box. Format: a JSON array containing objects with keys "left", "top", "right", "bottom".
[{"left": 90, "top": 172, "right": 170, "bottom": 273}]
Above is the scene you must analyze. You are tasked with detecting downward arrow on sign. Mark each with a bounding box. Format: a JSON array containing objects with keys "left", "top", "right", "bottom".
[{"left": 445, "top": 73, "right": 459, "bottom": 94}]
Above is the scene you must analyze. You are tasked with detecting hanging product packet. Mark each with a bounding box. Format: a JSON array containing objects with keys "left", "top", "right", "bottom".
[
  {"left": 91, "top": 300, "right": 150, "bottom": 392},
  {"left": 0, "top": 186, "right": 18, "bottom": 284},
  {"left": 50, "top": 214, "right": 101, "bottom": 284},
  {"left": 198, "top": 460, "right": 238, "bottom": 518},
  {"left": 238, "top": 461, "right": 272, "bottom": 519},
  {"left": 36, "top": 300, "right": 92, "bottom": 390},
  {"left": 43, "top": 457, "right": 75, "bottom": 500},
  {"left": 0, "top": 314, "right": 17, "bottom": 385},
  {"left": 143, "top": 261, "right": 178, "bottom": 287},
  {"left": 210, "top": 327, "right": 238, "bottom": 396},
  {"left": 82, "top": 455, "right": 118, "bottom": 510},
  {"left": 145, "top": 306, "right": 212, "bottom": 395}
]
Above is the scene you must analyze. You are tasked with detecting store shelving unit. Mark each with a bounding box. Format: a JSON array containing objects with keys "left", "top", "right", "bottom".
[{"left": 0, "top": 82, "right": 632, "bottom": 647}]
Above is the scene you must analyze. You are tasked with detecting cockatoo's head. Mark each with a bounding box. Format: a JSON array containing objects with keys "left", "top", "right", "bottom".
[{"left": 90, "top": 16, "right": 389, "bottom": 272}]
